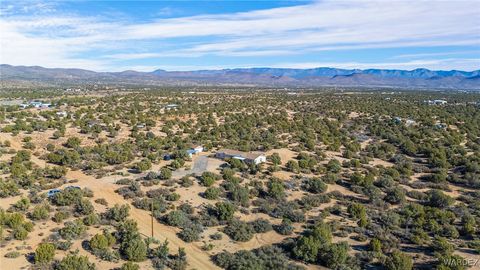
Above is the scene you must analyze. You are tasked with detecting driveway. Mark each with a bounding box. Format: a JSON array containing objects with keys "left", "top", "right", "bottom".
[{"left": 172, "top": 155, "right": 208, "bottom": 178}]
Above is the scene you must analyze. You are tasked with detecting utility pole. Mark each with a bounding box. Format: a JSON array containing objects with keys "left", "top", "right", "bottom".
[{"left": 151, "top": 200, "right": 154, "bottom": 238}]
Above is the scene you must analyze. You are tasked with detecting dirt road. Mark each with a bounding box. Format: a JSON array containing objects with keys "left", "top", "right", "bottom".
[{"left": 172, "top": 155, "right": 209, "bottom": 178}]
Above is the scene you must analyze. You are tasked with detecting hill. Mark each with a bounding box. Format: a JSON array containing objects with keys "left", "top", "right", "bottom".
[{"left": 1, "top": 64, "right": 479, "bottom": 89}]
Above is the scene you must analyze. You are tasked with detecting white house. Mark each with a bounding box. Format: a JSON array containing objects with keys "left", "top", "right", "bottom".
[
  {"left": 215, "top": 149, "right": 266, "bottom": 165},
  {"left": 192, "top": 145, "right": 204, "bottom": 153},
  {"left": 252, "top": 154, "right": 267, "bottom": 165},
  {"left": 405, "top": 119, "right": 416, "bottom": 126},
  {"left": 425, "top": 99, "right": 448, "bottom": 105},
  {"left": 31, "top": 101, "right": 43, "bottom": 108},
  {"left": 165, "top": 104, "right": 179, "bottom": 110},
  {"left": 56, "top": 111, "right": 68, "bottom": 117},
  {"left": 433, "top": 99, "right": 448, "bottom": 105},
  {"left": 20, "top": 101, "right": 53, "bottom": 109},
  {"left": 186, "top": 145, "right": 204, "bottom": 158}
]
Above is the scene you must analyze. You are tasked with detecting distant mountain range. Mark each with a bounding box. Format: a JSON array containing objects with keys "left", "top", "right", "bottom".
[{"left": 1, "top": 64, "right": 479, "bottom": 89}]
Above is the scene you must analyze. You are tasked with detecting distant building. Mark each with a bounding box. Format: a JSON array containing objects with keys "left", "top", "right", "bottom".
[
  {"left": 186, "top": 145, "right": 204, "bottom": 158},
  {"left": 20, "top": 100, "right": 52, "bottom": 109},
  {"left": 405, "top": 119, "right": 416, "bottom": 126},
  {"left": 186, "top": 149, "right": 195, "bottom": 158},
  {"left": 215, "top": 149, "right": 267, "bottom": 165},
  {"left": 56, "top": 111, "right": 67, "bottom": 117},
  {"left": 30, "top": 101, "right": 43, "bottom": 107},
  {"left": 393, "top": 117, "right": 415, "bottom": 126},
  {"left": 425, "top": 99, "right": 447, "bottom": 105},
  {"left": 192, "top": 145, "right": 204, "bottom": 153},
  {"left": 165, "top": 104, "right": 179, "bottom": 110},
  {"left": 87, "top": 120, "right": 104, "bottom": 128},
  {"left": 433, "top": 99, "right": 447, "bottom": 105}
]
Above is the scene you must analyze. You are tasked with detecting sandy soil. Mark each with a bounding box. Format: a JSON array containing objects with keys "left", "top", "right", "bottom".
[
  {"left": 266, "top": 148, "right": 297, "bottom": 165},
  {"left": 0, "top": 131, "right": 219, "bottom": 270}
]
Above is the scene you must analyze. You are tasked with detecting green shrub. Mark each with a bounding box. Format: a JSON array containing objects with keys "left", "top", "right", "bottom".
[
  {"left": 178, "top": 223, "right": 203, "bottom": 242},
  {"left": 34, "top": 243, "right": 55, "bottom": 264},
  {"left": 432, "top": 237, "right": 454, "bottom": 256},
  {"left": 267, "top": 178, "right": 285, "bottom": 199},
  {"left": 13, "top": 227, "right": 28, "bottom": 240},
  {"left": 200, "top": 172, "right": 218, "bottom": 187},
  {"left": 122, "top": 236, "right": 147, "bottom": 262},
  {"left": 385, "top": 250, "right": 413, "bottom": 270},
  {"left": 121, "top": 262, "right": 140, "bottom": 270},
  {"left": 293, "top": 235, "right": 321, "bottom": 263},
  {"left": 56, "top": 254, "right": 95, "bottom": 270},
  {"left": 90, "top": 232, "right": 115, "bottom": 251},
  {"left": 215, "top": 202, "right": 236, "bottom": 222},
  {"left": 204, "top": 187, "right": 221, "bottom": 200},
  {"left": 94, "top": 198, "right": 108, "bottom": 206},
  {"left": 83, "top": 213, "right": 100, "bottom": 226},
  {"left": 304, "top": 178, "right": 327, "bottom": 194},
  {"left": 13, "top": 197, "right": 30, "bottom": 211},
  {"left": 132, "top": 159, "right": 152, "bottom": 172},
  {"left": 75, "top": 199, "right": 94, "bottom": 215},
  {"left": 274, "top": 219, "right": 294, "bottom": 235},
  {"left": 369, "top": 238, "right": 382, "bottom": 253},
  {"left": 4, "top": 251, "right": 21, "bottom": 258},
  {"left": 385, "top": 187, "right": 406, "bottom": 204},
  {"left": 427, "top": 190, "right": 454, "bottom": 208},
  {"left": 223, "top": 219, "right": 254, "bottom": 242},
  {"left": 320, "top": 241, "right": 349, "bottom": 268},
  {"left": 51, "top": 188, "right": 83, "bottom": 206},
  {"left": 54, "top": 240, "right": 73, "bottom": 251},
  {"left": 105, "top": 204, "right": 130, "bottom": 222},
  {"left": 53, "top": 211, "right": 70, "bottom": 223},
  {"left": 293, "top": 222, "right": 332, "bottom": 263},
  {"left": 59, "top": 220, "right": 86, "bottom": 240},
  {"left": 30, "top": 204, "right": 50, "bottom": 220},
  {"left": 250, "top": 219, "right": 272, "bottom": 233},
  {"left": 159, "top": 167, "right": 172, "bottom": 180},
  {"left": 164, "top": 210, "right": 190, "bottom": 228},
  {"left": 180, "top": 176, "right": 193, "bottom": 187}
]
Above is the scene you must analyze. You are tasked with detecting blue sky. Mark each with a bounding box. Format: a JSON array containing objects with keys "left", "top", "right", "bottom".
[{"left": 1, "top": 0, "right": 479, "bottom": 71}]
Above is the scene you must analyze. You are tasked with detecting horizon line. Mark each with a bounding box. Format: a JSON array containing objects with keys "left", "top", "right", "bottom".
[{"left": 2, "top": 63, "right": 479, "bottom": 73}]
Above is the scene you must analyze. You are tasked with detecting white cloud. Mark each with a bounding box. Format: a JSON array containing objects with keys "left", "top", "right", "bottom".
[
  {"left": 0, "top": 0, "right": 479, "bottom": 71},
  {"left": 392, "top": 50, "right": 480, "bottom": 59},
  {"left": 270, "top": 58, "right": 480, "bottom": 71},
  {"left": 112, "top": 59, "right": 480, "bottom": 72},
  {"left": 104, "top": 53, "right": 165, "bottom": 60}
]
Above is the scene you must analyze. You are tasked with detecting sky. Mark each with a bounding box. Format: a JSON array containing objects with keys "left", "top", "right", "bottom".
[{"left": 0, "top": 0, "right": 479, "bottom": 72}]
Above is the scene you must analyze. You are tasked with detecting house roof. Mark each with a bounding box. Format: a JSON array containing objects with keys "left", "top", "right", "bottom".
[{"left": 217, "top": 149, "right": 265, "bottom": 160}]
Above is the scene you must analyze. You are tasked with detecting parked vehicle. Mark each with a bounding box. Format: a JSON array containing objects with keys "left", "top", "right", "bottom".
[{"left": 47, "top": 189, "right": 61, "bottom": 197}]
